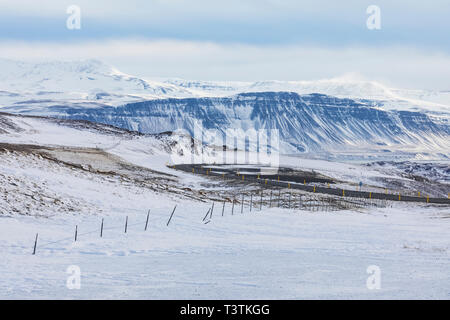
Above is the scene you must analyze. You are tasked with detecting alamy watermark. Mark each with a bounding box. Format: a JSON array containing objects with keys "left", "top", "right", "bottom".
[
  {"left": 169, "top": 123, "right": 280, "bottom": 171},
  {"left": 66, "top": 5, "right": 81, "bottom": 30},
  {"left": 366, "top": 5, "right": 381, "bottom": 30},
  {"left": 66, "top": 265, "right": 81, "bottom": 290},
  {"left": 366, "top": 265, "right": 381, "bottom": 290}
]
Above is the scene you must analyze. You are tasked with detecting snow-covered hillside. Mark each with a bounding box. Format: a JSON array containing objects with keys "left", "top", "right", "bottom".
[{"left": 0, "top": 113, "right": 449, "bottom": 299}]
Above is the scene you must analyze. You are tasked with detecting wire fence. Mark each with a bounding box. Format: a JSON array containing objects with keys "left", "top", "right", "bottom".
[
  {"left": 174, "top": 164, "right": 450, "bottom": 205},
  {"left": 30, "top": 165, "right": 449, "bottom": 255}
]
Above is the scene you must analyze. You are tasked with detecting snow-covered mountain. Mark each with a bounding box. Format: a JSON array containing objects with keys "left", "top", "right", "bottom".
[
  {"left": 26, "top": 92, "right": 447, "bottom": 158},
  {"left": 1, "top": 58, "right": 450, "bottom": 115},
  {"left": 1, "top": 59, "right": 449, "bottom": 157},
  {"left": 164, "top": 77, "right": 450, "bottom": 118},
  {"left": 0, "top": 59, "right": 195, "bottom": 113}
]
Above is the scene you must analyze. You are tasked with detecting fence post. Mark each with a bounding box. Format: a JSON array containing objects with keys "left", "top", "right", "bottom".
[
  {"left": 232, "top": 199, "right": 235, "bottom": 215},
  {"left": 145, "top": 210, "right": 150, "bottom": 231},
  {"left": 222, "top": 201, "right": 225, "bottom": 217},
  {"left": 100, "top": 218, "right": 104, "bottom": 237},
  {"left": 289, "top": 192, "right": 292, "bottom": 209},
  {"left": 260, "top": 191, "right": 263, "bottom": 211},
  {"left": 203, "top": 208, "right": 211, "bottom": 221},
  {"left": 270, "top": 190, "right": 273, "bottom": 207},
  {"left": 210, "top": 202, "right": 215, "bottom": 219},
  {"left": 74, "top": 225, "right": 78, "bottom": 242},
  {"left": 241, "top": 194, "right": 244, "bottom": 213},
  {"left": 167, "top": 205, "right": 177, "bottom": 226},
  {"left": 278, "top": 189, "right": 281, "bottom": 207},
  {"left": 125, "top": 216, "right": 128, "bottom": 233},
  {"left": 32, "top": 233, "right": 38, "bottom": 255}
]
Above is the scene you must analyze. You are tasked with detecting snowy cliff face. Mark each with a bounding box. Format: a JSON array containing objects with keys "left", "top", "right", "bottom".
[{"left": 45, "top": 92, "right": 450, "bottom": 155}]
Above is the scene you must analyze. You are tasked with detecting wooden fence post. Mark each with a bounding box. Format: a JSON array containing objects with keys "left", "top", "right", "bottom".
[
  {"left": 145, "top": 210, "right": 150, "bottom": 231},
  {"left": 222, "top": 201, "right": 225, "bottom": 217},
  {"left": 278, "top": 189, "right": 281, "bottom": 208},
  {"left": 32, "top": 233, "right": 38, "bottom": 255},
  {"left": 289, "top": 192, "right": 292, "bottom": 209},
  {"left": 203, "top": 208, "right": 211, "bottom": 221},
  {"left": 210, "top": 202, "right": 215, "bottom": 219},
  {"left": 167, "top": 205, "right": 177, "bottom": 226},
  {"left": 260, "top": 191, "right": 263, "bottom": 210},
  {"left": 270, "top": 190, "right": 273, "bottom": 207}
]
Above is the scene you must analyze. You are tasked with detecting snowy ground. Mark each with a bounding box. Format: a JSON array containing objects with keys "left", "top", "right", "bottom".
[
  {"left": 0, "top": 152, "right": 448, "bottom": 299},
  {"left": 0, "top": 113, "right": 449, "bottom": 299},
  {"left": 1, "top": 193, "right": 449, "bottom": 299}
]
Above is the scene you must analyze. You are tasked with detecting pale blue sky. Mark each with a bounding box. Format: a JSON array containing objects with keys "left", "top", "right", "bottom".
[{"left": 1, "top": 0, "right": 449, "bottom": 89}]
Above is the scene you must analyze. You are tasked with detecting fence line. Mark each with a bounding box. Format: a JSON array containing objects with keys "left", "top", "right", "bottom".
[
  {"left": 31, "top": 174, "right": 446, "bottom": 255},
  {"left": 174, "top": 164, "right": 450, "bottom": 205}
]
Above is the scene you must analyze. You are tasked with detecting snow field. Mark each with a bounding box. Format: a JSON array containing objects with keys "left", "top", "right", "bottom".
[{"left": 1, "top": 194, "right": 449, "bottom": 299}]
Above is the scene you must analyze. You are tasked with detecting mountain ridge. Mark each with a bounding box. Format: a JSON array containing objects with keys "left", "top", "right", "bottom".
[{"left": 34, "top": 91, "right": 450, "bottom": 157}]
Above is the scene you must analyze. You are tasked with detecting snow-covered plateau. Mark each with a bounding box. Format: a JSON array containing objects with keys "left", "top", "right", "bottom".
[{"left": 0, "top": 113, "right": 449, "bottom": 299}]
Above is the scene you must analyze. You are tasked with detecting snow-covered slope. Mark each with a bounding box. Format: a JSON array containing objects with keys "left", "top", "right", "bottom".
[
  {"left": 0, "top": 112, "right": 213, "bottom": 175},
  {"left": 0, "top": 113, "right": 449, "bottom": 299}
]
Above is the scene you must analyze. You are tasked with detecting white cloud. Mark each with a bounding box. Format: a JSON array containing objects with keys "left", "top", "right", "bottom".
[{"left": 1, "top": 39, "right": 449, "bottom": 90}]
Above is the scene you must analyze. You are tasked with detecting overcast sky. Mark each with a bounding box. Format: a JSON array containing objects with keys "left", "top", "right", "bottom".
[{"left": 1, "top": 0, "right": 449, "bottom": 89}]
